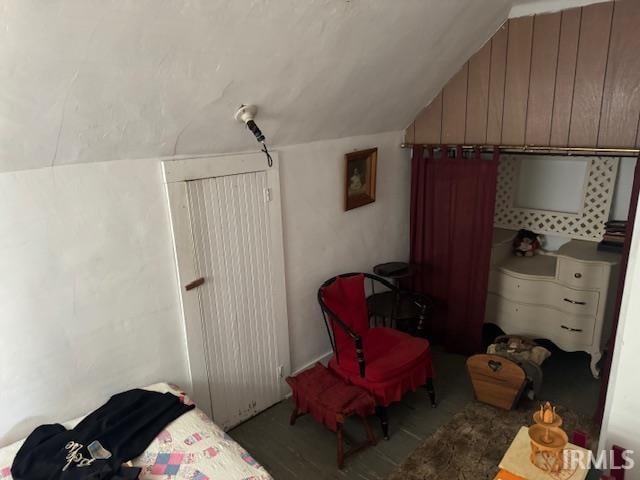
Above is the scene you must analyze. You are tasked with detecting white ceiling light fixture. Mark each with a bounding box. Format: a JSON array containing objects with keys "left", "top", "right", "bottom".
[
  {"left": 234, "top": 104, "right": 273, "bottom": 167},
  {"left": 234, "top": 104, "right": 258, "bottom": 125}
]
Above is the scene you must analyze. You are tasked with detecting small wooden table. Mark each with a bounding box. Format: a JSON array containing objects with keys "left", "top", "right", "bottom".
[
  {"left": 498, "top": 427, "right": 590, "bottom": 480},
  {"left": 368, "top": 262, "right": 433, "bottom": 335},
  {"left": 286, "top": 363, "right": 377, "bottom": 469}
]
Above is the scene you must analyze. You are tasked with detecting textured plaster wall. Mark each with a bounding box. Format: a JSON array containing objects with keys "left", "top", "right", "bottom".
[
  {"left": 0, "top": 158, "right": 188, "bottom": 446},
  {"left": 279, "top": 131, "right": 411, "bottom": 370},
  {"left": 0, "top": 0, "right": 511, "bottom": 172},
  {"left": 0, "top": 130, "right": 409, "bottom": 446}
]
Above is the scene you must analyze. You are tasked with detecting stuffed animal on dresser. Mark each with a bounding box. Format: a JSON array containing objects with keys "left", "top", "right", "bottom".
[{"left": 513, "top": 229, "right": 541, "bottom": 256}]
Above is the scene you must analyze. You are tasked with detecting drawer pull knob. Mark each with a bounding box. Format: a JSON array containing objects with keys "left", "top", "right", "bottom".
[
  {"left": 563, "top": 298, "right": 586, "bottom": 305},
  {"left": 561, "top": 325, "right": 583, "bottom": 332},
  {"left": 574, "top": 272, "right": 582, "bottom": 279}
]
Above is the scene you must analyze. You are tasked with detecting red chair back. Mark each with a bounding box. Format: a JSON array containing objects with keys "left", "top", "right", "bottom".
[{"left": 320, "top": 274, "right": 369, "bottom": 350}]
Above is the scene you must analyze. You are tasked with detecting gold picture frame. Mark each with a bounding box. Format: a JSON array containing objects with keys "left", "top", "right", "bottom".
[{"left": 345, "top": 148, "right": 377, "bottom": 211}]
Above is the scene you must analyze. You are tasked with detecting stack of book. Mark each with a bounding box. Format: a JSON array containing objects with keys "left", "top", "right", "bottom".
[{"left": 599, "top": 220, "right": 627, "bottom": 252}]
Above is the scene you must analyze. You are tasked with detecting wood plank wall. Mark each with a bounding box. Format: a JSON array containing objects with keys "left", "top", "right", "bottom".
[{"left": 405, "top": 1, "right": 640, "bottom": 149}]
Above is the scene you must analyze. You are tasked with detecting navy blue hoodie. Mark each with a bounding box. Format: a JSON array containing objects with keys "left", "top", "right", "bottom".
[{"left": 12, "top": 389, "right": 194, "bottom": 480}]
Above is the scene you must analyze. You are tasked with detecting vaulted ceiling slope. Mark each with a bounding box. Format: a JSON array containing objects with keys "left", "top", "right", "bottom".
[
  {"left": 0, "top": 0, "right": 515, "bottom": 172},
  {"left": 510, "top": 0, "right": 608, "bottom": 17}
]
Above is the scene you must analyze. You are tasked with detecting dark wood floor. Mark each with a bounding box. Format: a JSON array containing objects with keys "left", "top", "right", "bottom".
[{"left": 230, "top": 346, "right": 601, "bottom": 480}]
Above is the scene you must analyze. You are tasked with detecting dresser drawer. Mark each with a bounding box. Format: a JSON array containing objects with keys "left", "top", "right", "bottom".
[
  {"left": 485, "top": 294, "right": 595, "bottom": 349},
  {"left": 557, "top": 258, "right": 605, "bottom": 290},
  {"left": 554, "top": 318, "right": 595, "bottom": 350},
  {"left": 485, "top": 293, "right": 554, "bottom": 337},
  {"left": 488, "top": 271, "right": 599, "bottom": 316}
]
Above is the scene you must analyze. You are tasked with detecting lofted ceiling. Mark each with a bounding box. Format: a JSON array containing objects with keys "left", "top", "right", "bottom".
[
  {"left": 0, "top": 0, "right": 526, "bottom": 172},
  {"left": 510, "top": 0, "right": 609, "bottom": 17}
]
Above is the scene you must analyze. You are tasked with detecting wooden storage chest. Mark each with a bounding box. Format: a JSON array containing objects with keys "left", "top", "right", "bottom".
[{"left": 467, "top": 354, "right": 526, "bottom": 410}]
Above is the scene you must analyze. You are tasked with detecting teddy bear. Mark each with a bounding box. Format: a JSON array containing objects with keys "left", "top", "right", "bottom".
[{"left": 513, "top": 229, "right": 541, "bottom": 257}]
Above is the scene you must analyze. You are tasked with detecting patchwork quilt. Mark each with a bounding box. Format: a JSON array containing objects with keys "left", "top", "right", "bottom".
[{"left": 0, "top": 383, "right": 272, "bottom": 480}]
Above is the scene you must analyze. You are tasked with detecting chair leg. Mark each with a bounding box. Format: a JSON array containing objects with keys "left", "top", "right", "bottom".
[
  {"left": 376, "top": 406, "right": 389, "bottom": 440},
  {"left": 426, "top": 378, "right": 436, "bottom": 408},
  {"left": 361, "top": 416, "right": 378, "bottom": 446},
  {"left": 337, "top": 422, "right": 345, "bottom": 469},
  {"left": 289, "top": 407, "right": 299, "bottom": 426}
]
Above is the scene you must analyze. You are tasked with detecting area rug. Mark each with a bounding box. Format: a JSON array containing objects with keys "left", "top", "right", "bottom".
[{"left": 387, "top": 402, "right": 596, "bottom": 480}]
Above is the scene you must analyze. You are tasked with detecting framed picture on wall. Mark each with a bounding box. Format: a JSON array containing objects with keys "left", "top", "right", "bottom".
[{"left": 345, "top": 148, "right": 377, "bottom": 211}]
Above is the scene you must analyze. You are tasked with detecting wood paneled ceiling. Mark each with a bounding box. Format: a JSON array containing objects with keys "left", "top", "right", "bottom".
[{"left": 407, "top": 0, "right": 640, "bottom": 150}]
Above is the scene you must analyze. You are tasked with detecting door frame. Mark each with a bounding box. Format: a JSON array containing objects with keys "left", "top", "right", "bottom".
[
  {"left": 162, "top": 151, "right": 291, "bottom": 418},
  {"left": 597, "top": 157, "right": 640, "bottom": 426}
]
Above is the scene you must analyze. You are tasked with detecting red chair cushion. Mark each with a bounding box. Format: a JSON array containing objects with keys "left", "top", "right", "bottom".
[
  {"left": 320, "top": 274, "right": 369, "bottom": 350},
  {"left": 334, "top": 327, "right": 430, "bottom": 382}
]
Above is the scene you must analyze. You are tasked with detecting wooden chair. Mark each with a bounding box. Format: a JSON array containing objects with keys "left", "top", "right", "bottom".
[{"left": 318, "top": 272, "right": 436, "bottom": 439}]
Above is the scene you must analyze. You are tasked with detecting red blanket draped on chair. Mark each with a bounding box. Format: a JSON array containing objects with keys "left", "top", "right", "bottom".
[{"left": 410, "top": 145, "right": 499, "bottom": 355}]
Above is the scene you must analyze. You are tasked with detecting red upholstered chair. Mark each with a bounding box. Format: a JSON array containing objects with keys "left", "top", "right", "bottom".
[{"left": 318, "top": 272, "right": 435, "bottom": 439}]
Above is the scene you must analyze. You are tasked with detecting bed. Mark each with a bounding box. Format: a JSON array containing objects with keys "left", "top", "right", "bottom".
[{"left": 0, "top": 383, "right": 272, "bottom": 480}]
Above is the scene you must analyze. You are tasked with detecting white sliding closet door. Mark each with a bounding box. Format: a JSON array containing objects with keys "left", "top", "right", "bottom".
[{"left": 164, "top": 152, "right": 290, "bottom": 431}]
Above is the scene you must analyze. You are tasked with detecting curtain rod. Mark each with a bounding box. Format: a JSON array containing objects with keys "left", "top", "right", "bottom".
[{"left": 400, "top": 143, "right": 640, "bottom": 158}]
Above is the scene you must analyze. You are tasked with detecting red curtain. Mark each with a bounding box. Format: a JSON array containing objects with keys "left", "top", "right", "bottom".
[{"left": 410, "top": 145, "right": 499, "bottom": 355}]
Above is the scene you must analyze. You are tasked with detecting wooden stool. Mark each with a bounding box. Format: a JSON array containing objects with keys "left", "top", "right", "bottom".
[{"left": 286, "top": 363, "right": 377, "bottom": 469}]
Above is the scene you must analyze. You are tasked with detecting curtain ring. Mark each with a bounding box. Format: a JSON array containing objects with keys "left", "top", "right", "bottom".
[
  {"left": 427, "top": 145, "right": 434, "bottom": 159},
  {"left": 439, "top": 144, "right": 447, "bottom": 160}
]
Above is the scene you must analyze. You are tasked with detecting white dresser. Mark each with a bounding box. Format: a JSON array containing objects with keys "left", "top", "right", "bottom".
[{"left": 485, "top": 228, "right": 620, "bottom": 378}]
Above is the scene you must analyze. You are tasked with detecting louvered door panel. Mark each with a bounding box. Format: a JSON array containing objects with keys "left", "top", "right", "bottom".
[{"left": 186, "top": 171, "right": 281, "bottom": 430}]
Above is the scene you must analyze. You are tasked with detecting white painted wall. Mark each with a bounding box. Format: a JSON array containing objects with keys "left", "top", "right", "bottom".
[
  {"left": 278, "top": 131, "right": 411, "bottom": 370},
  {"left": 0, "top": 158, "right": 189, "bottom": 446},
  {"left": 600, "top": 213, "right": 640, "bottom": 479},
  {"left": 515, "top": 157, "right": 589, "bottom": 214},
  {"left": 0, "top": 130, "right": 410, "bottom": 445}
]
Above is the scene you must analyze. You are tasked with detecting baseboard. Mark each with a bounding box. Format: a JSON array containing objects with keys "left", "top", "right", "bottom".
[
  {"left": 291, "top": 350, "right": 333, "bottom": 376},
  {"left": 281, "top": 350, "right": 334, "bottom": 400}
]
